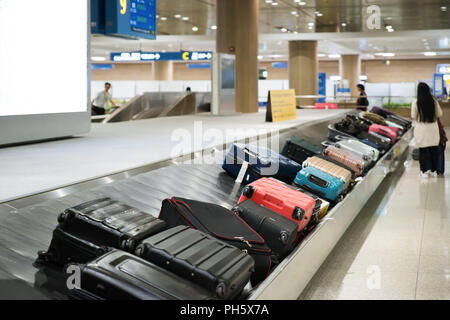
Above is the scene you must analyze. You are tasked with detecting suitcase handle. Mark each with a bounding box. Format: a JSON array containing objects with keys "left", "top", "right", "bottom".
[
  {"left": 307, "top": 174, "right": 329, "bottom": 189},
  {"left": 334, "top": 135, "right": 352, "bottom": 142},
  {"left": 321, "top": 141, "right": 334, "bottom": 148}
]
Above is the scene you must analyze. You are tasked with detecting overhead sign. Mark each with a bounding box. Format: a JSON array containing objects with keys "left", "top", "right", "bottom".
[
  {"left": 91, "top": 0, "right": 106, "bottom": 34},
  {"left": 437, "top": 64, "right": 450, "bottom": 74},
  {"left": 105, "top": 0, "right": 157, "bottom": 40},
  {"left": 266, "top": 90, "right": 297, "bottom": 123},
  {"left": 110, "top": 51, "right": 213, "bottom": 62}
]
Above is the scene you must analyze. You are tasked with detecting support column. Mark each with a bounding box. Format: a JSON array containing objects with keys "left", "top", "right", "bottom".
[
  {"left": 339, "top": 54, "right": 361, "bottom": 98},
  {"left": 288, "top": 40, "right": 318, "bottom": 107},
  {"left": 152, "top": 60, "right": 173, "bottom": 81},
  {"left": 216, "top": 0, "right": 259, "bottom": 113}
]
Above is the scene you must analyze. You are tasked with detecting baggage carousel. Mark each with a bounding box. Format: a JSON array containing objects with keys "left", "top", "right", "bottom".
[{"left": 0, "top": 111, "right": 413, "bottom": 300}]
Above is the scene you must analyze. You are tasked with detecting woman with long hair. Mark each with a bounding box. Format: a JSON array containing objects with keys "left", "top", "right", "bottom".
[
  {"left": 356, "top": 84, "right": 369, "bottom": 111},
  {"left": 411, "top": 82, "right": 443, "bottom": 177}
]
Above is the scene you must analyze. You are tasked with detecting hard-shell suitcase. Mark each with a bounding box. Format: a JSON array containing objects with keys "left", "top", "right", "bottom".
[
  {"left": 385, "top": 120, "right": 405, "bottom": 134},
  {"left": 302, "top": 156, "right": 353, "bottom": 191},
  {"left": 292, "top": 186, "right": 330, "bottom": 220},
  {"left": 369, "top": 124, "right": 399, "bottom": 143},
  {"left": 158, "top": 197, "right": 272, "bottom": 285},
  {"left": 135, "top": 226, "right": 254, "bottom": 299},
  {"left": 281, "top": 136, "right": 323, "bottom": 165},
  {"left": 222, "top": 143, "right": 302, "bottom": 185},
  {"left": 294, "top": 167, "right": 344, "bottom": 202},
  {"left": 360, "top": 139, "right": 383, "bottom": 152},
  {"left": 232, "top": 199, "right": 299, "bottom": 262},
  {"left": 371, "top": 106, "right": 395, "bottom": 119},
  {"left": 332, "top": 137, "right": 380, "bottom": 162},
  {"left": 238, "top": 178, "right": 318, "bottom": 234},
  {"left": 323, "top": 145, "right": 368, "bottom": 176},
  {"left": 37, "top": 227, "right": 112, "bottom": 267},
  {"left": 68, "top": 250, "right": 214, "bottom": 300},
  {"left": 361, "top": 112, "right": 387, "bottom": 126},
  {"left": 357, "top": 131, "right": 392, "bottom": 151},
  {"left": 386, "top": 115, "right": 412, "bottom": 130},
  {"left": 39, "top": 198, "right": 167, "bottom": 267},
  {"left": 327, "top": 123, "right": 354, "bottom": 142}
]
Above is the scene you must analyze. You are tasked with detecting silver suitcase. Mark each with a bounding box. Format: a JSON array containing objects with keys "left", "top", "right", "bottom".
[{"left": 332, "top": 136, "right": 379, "bottom": 162}]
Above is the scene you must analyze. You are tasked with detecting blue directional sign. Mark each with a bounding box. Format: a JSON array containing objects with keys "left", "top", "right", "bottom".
[
  {"left": 110, "top": 51, "right": 213, "bottom": 62},
  {"left": 105, "top": 0, "right": 156, "bottom": 40}
]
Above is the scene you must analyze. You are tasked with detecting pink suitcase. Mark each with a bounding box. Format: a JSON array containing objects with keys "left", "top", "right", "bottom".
[
  {"left": 314, "top": 103, "right": 338, "bottom": 110},
  {"left": 369, "top": 124, "right": 400, "bottom": 142}
]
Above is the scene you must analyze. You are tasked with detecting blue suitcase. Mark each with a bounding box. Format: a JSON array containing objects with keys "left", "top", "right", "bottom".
[
  {"left": 361, "top": 139, "right": 384, "bottom": 152},
  {"left": 222, "top": 143, "right": 302, "bottom": 185},
  {"left": 294, "top": 167, "right": 344, "bottom": 202}
]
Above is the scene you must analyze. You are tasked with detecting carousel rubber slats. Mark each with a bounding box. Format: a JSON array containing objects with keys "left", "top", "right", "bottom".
[
  {"left": 222, "top": 143, "right": 302, "bottom": 185},
  {"left": 68, "top": 250, "right": 214, "bottom": 300},
  {"left": 302, "top": 156, "right": 353, "bottom": 191},
  {"left": 232, "top": 200, "right": 299, "bottom": 262},
  {"left": 238, "top": 178, "right": 317, "bottom": 234},
  {"left": 294, "top": 167, "right": 344, "bottom": 202},
  {"left": 38, "top": 198, "right": 167, "bottom": 267},
  {"left": 158, "top": 197, "right": 272, "bottom": 286},
  {"left": 135, "top": 225, "right": 254, "bottom": 300},
  {"left": 281, "top": 136, "right": 323, "bottom": 165}
]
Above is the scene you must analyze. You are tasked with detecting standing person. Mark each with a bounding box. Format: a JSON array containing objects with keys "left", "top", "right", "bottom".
[
  {"left": 356, "top": 84, "right": 369, "bottom": 111},
  {"left": 411, "top": 82, "right": 444, "bottom": 178},
  {"left": 91, "top": 82, "right": 119, "bottom": 116}
]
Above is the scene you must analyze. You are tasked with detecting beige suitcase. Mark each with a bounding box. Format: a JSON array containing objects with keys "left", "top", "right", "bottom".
[{"left": 302, "top": 156, "right": 353, "bottom": 191}]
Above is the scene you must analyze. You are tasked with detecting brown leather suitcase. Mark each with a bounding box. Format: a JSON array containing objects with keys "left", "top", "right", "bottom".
[
  {"left": 302, "top": 156, "right": 353, "bottom": 191},
  {"left": 362, "top": 112, "right": 387, "bottom": 126},
  {"left": 323, "top": 146, "right": 368, "bottom": 177}
]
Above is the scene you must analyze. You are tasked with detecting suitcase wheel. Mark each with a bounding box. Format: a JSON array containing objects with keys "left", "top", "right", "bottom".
[
  {"left": 58, "top": 210, "right": 74, "bottom": 224},
  {"left": 279, "top": 231, "right": 289, "bottom": 245},
  {"left": 216, "top": 282, "right": 227, "bottom": 298},
  {"left": 292, "top": 207, "right": 305, "bottom": 221},
  {"left": 242, "top": 185, "right": 255, "bottom": 199},
  {"left": 231, "top": 206, "right": 242, "bottom": 216},
  {"left": 134, "top": 244, "right": 144, "bottom": 257},
  {"left": 121, "top": 238, "right": 136, "bottom": 252}
]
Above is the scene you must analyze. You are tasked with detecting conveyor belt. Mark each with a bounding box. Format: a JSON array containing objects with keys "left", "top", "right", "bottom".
[{"left": 1, "top": 110, "right": 405, "bottom": 300}]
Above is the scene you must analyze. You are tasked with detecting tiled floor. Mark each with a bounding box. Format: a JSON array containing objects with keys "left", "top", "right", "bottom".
[{"left": 300, "top": 140, "right": 450, "bottom": 300}]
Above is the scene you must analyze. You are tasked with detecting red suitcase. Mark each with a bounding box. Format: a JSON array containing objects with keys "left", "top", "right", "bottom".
[
  {"left": 238, "top": 178, "right": 316, "bottom": 233},
  {"left": 368, "top": 124, "right": 400, "bottom": 142}
]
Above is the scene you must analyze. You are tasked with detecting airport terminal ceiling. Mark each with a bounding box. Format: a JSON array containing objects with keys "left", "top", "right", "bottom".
[{"left": 91, "top": 0, "right": 450, "bottom": 61}]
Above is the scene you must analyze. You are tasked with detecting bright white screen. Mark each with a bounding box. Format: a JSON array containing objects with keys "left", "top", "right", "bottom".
[{"left": 0, "top": 0, "right": 88, "bottom": 116}]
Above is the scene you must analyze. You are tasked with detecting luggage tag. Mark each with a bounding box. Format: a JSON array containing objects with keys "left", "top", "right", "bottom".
[{"left": 235, "top": 161, "right": 249, "bottom": 184}]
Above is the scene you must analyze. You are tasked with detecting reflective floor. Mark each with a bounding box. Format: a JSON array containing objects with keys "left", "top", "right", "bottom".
[{"left": 300, "top": 141, "right": 450, "bottom": 300}]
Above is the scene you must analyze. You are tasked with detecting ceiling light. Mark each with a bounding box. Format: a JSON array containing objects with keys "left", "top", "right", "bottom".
[
  {"left": 174, "top": 14, "right": 181, "bottom": 18},
  {"left": 341, "top": 23, "right": 347, "bottom": 27},
  {"left": 265, "top": 0, "right": 272, "bottom": 3},
  {"left": 281, "top": 28, "right": 288, "bottom": 32},
  {"left": 192, "top": 26, "right": 199, "bottom": 32},
  {"left": 272, "top": 2, "right": 278, "bottom": 5},
  {"left": 294, "top": 0, "right": 300, "bottom": 2},
  {"left": 308, "top": 22, "right": 314, "bottom": 26},
  {"left": 328, "top": 54, "right": 341, "bottom": 58},
  {"left": 318, "top": 53, "right": 326, "bottom": 57},
  {"left": 317, "top": 13, "right": 323, "bottom": 16},
  {"left": 182, "top": 17, "right": 189, "bottom": 21},
  {"left": 424, "top": 52, "right": 437, "bottom": 56},
  {"left": 385, "top": 25, "right": 393, "bottom": 29},
  {"left": 211, "top": 25, "right": 217, "bottom": 30},
  {"left": 376, "top": 53, "right": 395, "bottom": 57},
  {"left": 441, "top": 6, "right": 447, "bottom": 12},
  {"left": 91, "top": 56, "right": 106, "bottom": 62},
  {"left": 258, "top": 55, "right": 263, "bottom": 60},
  {"left": 156, "top": 15, "right": 159, "bottom": 19},
  {"left": 291, "top": 11, "right": 297, "bottom": 15},
  {"left": 299, "top": 1, "right": 306, "bottom": 5},
  {"left": 160, "top": 17, "right": 167, "bottom": 21}
]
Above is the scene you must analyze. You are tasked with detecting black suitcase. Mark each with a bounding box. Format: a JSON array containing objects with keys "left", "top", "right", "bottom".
[
  {"left": 158, "top": 197, "right": 272, "bottom": 286},
  {"left": 37, "top": 227, "right": 112, "bottom": 267},
  {"left": 357, "top": 131, "right": 391, "bottom": 152},
  {"left": 135, "top": 225, "right": 254, "bottom": 299},
  {"left": 68, "top": 250, "right": 214, "bottom": 300},
  {"left": 39, "top": 198, "right": 167, "bottom": 267},
  {"left": 231, "top": 200, "right": 299, "bottom": 262},
  {"left": 281, "top": 136, "right": 324, "bottom": 165}
]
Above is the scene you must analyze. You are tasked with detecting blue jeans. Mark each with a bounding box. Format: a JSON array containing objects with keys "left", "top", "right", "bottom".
[{"left": 419, "top": 146, "right": 439, "bottom": 173}]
